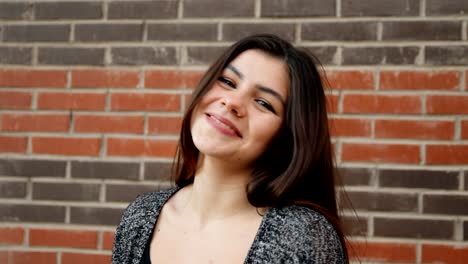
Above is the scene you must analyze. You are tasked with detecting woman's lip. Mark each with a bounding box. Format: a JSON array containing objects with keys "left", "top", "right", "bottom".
[{"left": 205, "top": 113, "right": 242, "bottom": 138}]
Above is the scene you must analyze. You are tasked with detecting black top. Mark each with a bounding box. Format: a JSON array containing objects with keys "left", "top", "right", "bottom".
[{"left": 140, "top": 231, "right": 152, "bottom": 264}]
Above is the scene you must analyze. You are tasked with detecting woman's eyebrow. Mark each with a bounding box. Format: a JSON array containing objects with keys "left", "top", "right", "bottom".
[
  {"left": 226, "top": 64, "right": 243, "bottom": 78},
  {"left": 256, "top": 85, "right": 286, "bottom": 106},
  {"left": 226, "top": 64, "right": 286, "bottom": 106}
]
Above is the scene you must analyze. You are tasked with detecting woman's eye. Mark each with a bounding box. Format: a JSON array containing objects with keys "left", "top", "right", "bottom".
[
  {"left": 217, "top": 77, "right": 236, "bottom": 88},
  {"left": 255, "top": 99, "right": 276, "bottom": 114}
]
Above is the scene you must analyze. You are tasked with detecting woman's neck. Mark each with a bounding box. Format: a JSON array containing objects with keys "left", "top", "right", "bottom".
[{"left": 180, "top": 156, "right": 256, "bottom": 228}]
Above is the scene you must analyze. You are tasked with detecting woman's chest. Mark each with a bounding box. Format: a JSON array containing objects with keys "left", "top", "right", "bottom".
[{"left": 148, "top": 214, "right": 262, "bottom": 264}]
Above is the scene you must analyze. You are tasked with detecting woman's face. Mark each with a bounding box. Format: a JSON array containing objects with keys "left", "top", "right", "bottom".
[{"left": 190, "top": 49, "right": 289, "bottom": 168}]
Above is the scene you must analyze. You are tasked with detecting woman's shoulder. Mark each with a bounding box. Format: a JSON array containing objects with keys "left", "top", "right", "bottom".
[
  {"left": 273, "top": 204, "right": 335, "bottom": 228},
  {"left": 268, "top": 205, "right": 339, "bottom": 239},
  {"left": 122, "top": 186, "right": 179, "bottom": 217},
  {"left": 260, "top": 205, "right": 345, "bottom": 263},
  {"left": 112, "top": 187, "right": 179, "bottom": 264}
]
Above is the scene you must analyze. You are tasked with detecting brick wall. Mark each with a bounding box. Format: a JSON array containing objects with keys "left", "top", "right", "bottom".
[{"left": 0, "top": 0, "right": 467, "bottom": 263}]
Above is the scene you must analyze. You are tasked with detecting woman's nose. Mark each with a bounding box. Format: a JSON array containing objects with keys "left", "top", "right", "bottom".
[{"left": 221, "top": 92, "right": 246, "bottom": 117}]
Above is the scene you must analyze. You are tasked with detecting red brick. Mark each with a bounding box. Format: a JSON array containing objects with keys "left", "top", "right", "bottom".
[
  {"left": 326, "top": 70, "right": 374, "bottom": 90},
  {"left": 0, "top": 227, "right": 24, "bottom": 245},
  {"left": 326, "top": 94, "right": 339, "bottom": 113},
  {"left": 1, "top": 114, "right": 69, "bottom": 132},
  {"left": 61, "top": 253, "right": 110, "bottom": 264},
  {"left": 380, "top": 70, "right": 460, "bottom": 90},
  {"left": 375, "top": 119, "right": 454, "bottom": 140},
  {"left": 0, "top": 91, "right": 32, "bottom": 109},
  {"left": 101, "top": 231, "right": 114, "bottom": 250},
  {"left": 466, "top": 70, "right": 468, "bottom": 90},
  {"left": 0, "top": 251, "right": 56, "bottom": 264},
  {"left": 427, "top": 95, "right": 468, "bottom": 114},
  {"left": 107, "top": 138, "right": 145, "bottom": 156},
  {"left": 343, "top": 94, "right": 421, "bottom": 114},
  {"left": 422, "top": 244, "right": 468, "bottom": 264},
  {"left": 148, "top": 116, "right": 182, "bottom": 134},
  {"left": 329, "top": 118, "right": 371, "bottom": 137},
  {"left": 74, "top": 115, "right": 144, "bottom": 134},
  {"left": 107, "top": 138, "right": 177, "bottom": 157},
  {"left": 145, "top": 70, "right": 203, "bottom": 89},
  {"left": 349, "top": 241, "right": 416, "bottom": 262},
  {"left": 111, "top": 93, "right": 181, "bottom": 111},
  {"left": 0, "top": 69, "right": 67, "bottom": 88},
  {"left": 37, "top": 92, "right": 106, "bottom": 110},
  {"left": 462, "top": 120, "right": 468, "bottom": 139},
  {"left": 426, "top": 145, "right": 468, "bottom": 165},
  {"left": 0, "top": 136, "right": 27, "bottom": 153},
  {"left": 72, "top": 69, "right": 139, "bottom": 88},
  {"left": 342, "top": 143, "right": 420, "bottom": 164},
  {"left": 146, "top": 140, "right": 177, "bottom": 158},
  {"left": 32, "top": 137, "right": 101, "bottom": 156},
  {"left": 30, "top": 229, "right": 97, "bottom": 249}
]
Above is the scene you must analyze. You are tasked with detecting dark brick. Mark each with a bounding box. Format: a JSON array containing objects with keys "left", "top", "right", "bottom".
[
  {"left": 300, "top": 46, "right": 337, "bottom": 65},
  {"left": 33, "top": 182, "right": 100, "bottom": 201},
  {"left": 342, "top": 46, "right": 419, "bottom": 65},
  {"left": 465, "top": 221, "right": 468, "bottom": 240},
  {"left": 184, "top": 0, "right": 254, "bottom": 17},
  {"left": 302, "top": 22, "right": 377, "bottom": 41},
  {"left": 423, "top": 194, "right": 468, "bottom": 215},
  {"left": 70, "top": 207, "right": 123, "bottom": 226},
  {"left": 148, "top": 23, "right": 217, "bottom": 41},
  {"left": 346, "top": 191, "right": 418, "bottom": 212},
  {"left": 426, "top": 46, "right": 468, "bottom": 65},
  {"left": 261, "top": 0, "right": 335, "bottom": 17},
  {"left": 342, "top": 215, "right": 367, "bottom": 236},
  {"left": 0, "top": 204, "right": 65, "bottom": 223},
  {"left": 337, "top": 167, "right": 372, "bottom": 186},
  {"left": 108, "top": 1, "right": 178, "bottom": 19},
  {"left": 342, "top": 0, "right": 419, "bottom": 16},
  {"left": 0, "top": 159, "right": 66, "bottom": 177},
  {"left": 0, "top": 181, "right": 26, "bottom": 198},
  {"left": 426, "top": 0, "right": 468, "bottom": 15},
  {"left": 75, "top": 24, "right": 143, "bottom": 42},
  {"left": 465, "top": 172, "right": 468, "bottom": 190},
  {"left": 0, "top": 47, "right": 32, "bottom": 65},
  {"left": 382, "top": 21, "right": 461, "bottom": 41},
  {"left": 35, "top": 2, "right": 102, "bottom": 20},
  {"left": 106, "top": 184, "right": 160, "bottom": 203},
  {"left": 374, "top": 217, "right": 453, "bottom": 239},
  {"left": 111, "top": 47, "right": 177, "bottom": 65},
  {"left": 186, "top": 46, "right": 226, "bottom": 65},
  {"left": 379, "top": 169, "right": 459, "bottom": 190},
  {"left": 38, "top": 47, "right": 105, "bottom": 66},
  {"left": 144, "top": 162, "right": 172, "bottom": 181},
  {"left": 71, "top": 161, "right": 139, "bottom": 180},
  {"left": 3, "top": 25, "right": 70, "bottom": 42},
  {"left": 338, "top": 191, "right": 351, "bottom": 209},
  {"left": 0, "top": 2, "right": 31, "bottom": 20},
  {"left": 223, "top": 23, "right": 295, "bottom": 42}
]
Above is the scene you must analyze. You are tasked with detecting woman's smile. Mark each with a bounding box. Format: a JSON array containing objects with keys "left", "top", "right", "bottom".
[{"left": 205, "top": 113, "right": 242, "bottom": 138}]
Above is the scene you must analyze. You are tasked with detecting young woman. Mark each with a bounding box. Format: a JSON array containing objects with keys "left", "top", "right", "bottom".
[{"left": 112, "top": 34, "right": 348, "bottom": 264}]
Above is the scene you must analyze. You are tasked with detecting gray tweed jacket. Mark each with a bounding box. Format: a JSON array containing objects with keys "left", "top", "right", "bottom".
[{"left": 112, "top": 187, "right": 346, "bottom": 264}]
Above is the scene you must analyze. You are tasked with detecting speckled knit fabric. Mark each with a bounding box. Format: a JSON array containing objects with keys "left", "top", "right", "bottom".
[{"left": 112, "top": 187, "right": 346, "bottom": 264}]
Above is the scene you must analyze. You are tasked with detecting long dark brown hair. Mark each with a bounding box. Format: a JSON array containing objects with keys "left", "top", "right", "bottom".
[{"left": 174, "top": 34, "right": 348, "bottom": 260}]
